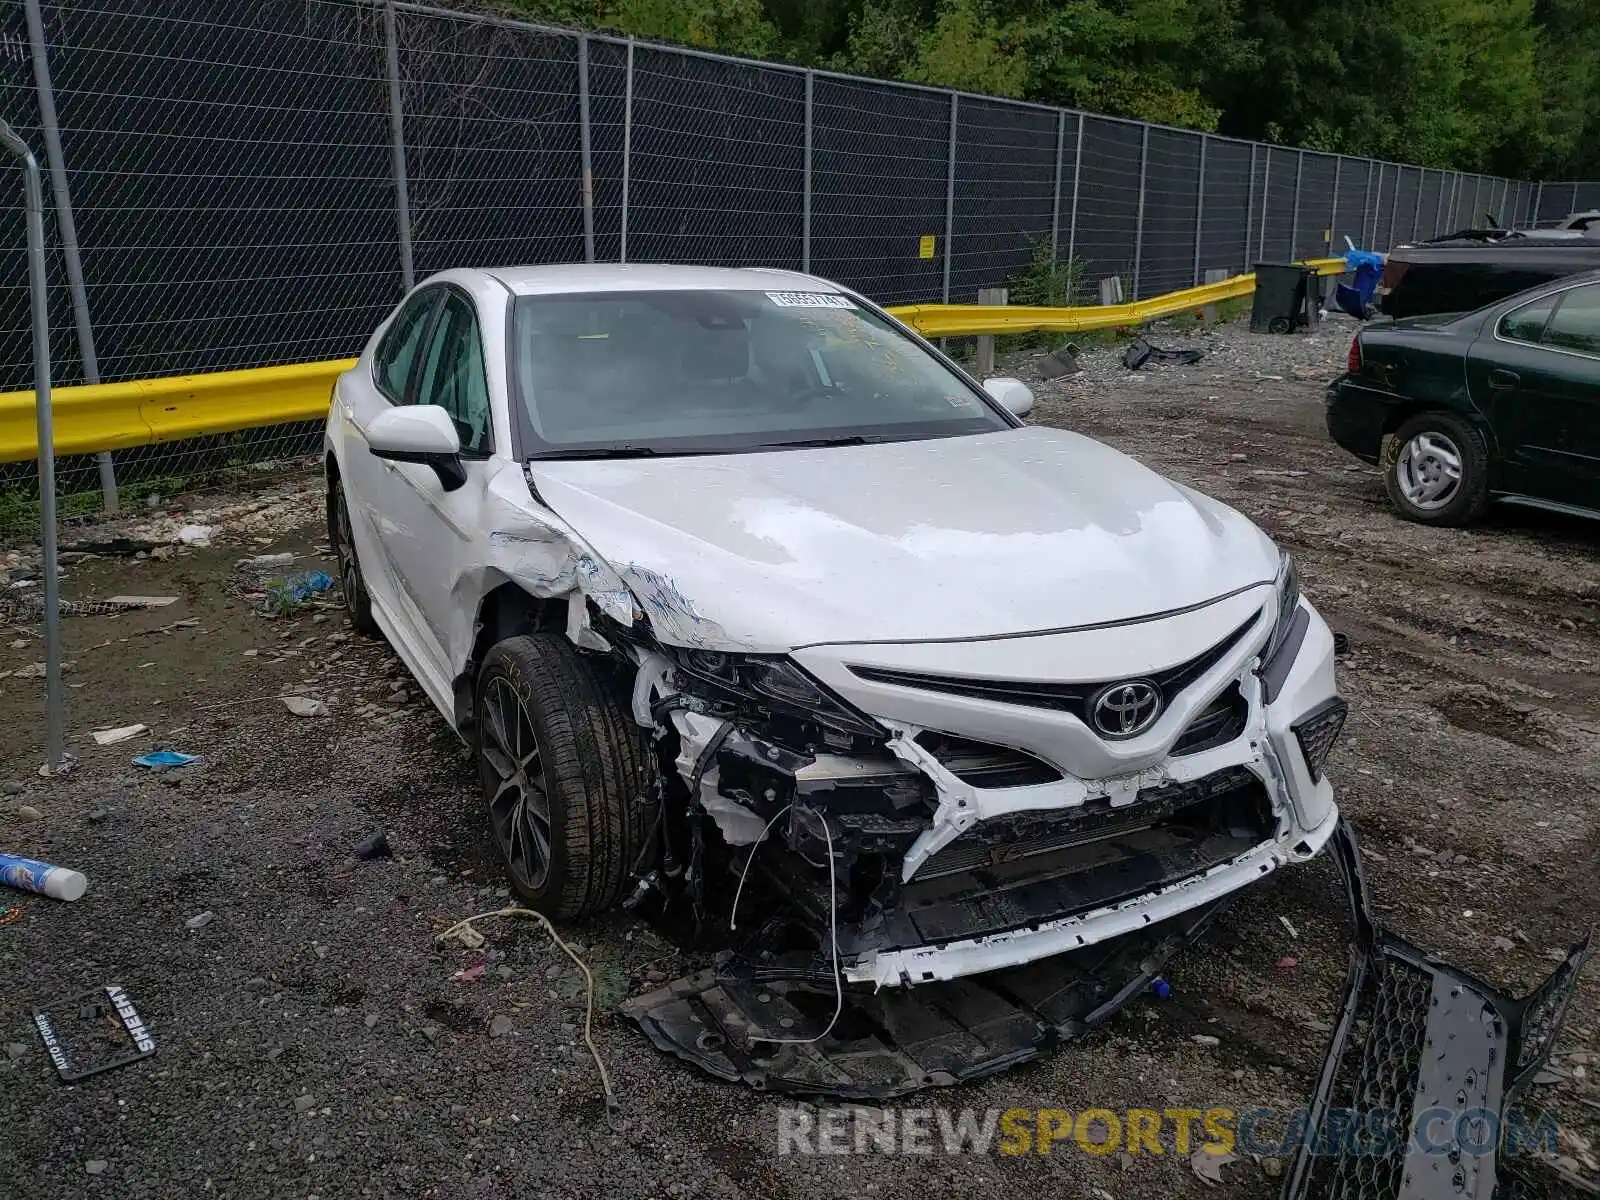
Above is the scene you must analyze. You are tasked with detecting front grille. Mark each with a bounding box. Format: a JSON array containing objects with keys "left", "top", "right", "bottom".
[
  {"left": 1173, "top": 684, "right": 1248, "bottom": 755},
  {"left": 915, "top": 766, "right": 1265, "bottom": 880},
  {"left": 1303, "top": 956, "right": 1433, "bottom": 1200},
  {"left": 913, "top": 731, "right": 1060, "bottom": 788},
  {"left": 847, "top": 612, "right": 1261, "bottom": 723}
]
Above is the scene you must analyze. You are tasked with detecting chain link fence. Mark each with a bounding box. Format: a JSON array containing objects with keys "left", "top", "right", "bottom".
[{"left": 0, "top": 0, "right": 1559, "bottom": 528}]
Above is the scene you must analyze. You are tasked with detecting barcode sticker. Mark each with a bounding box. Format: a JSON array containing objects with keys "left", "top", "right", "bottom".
[{"left": 766, "top": 291, "right": 856, "bottom": 309}]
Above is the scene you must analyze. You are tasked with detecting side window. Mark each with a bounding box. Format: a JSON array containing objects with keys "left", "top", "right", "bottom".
[
  {"left": 1499, "top": 296, "right": 1554, "bottom": 343},
  {"left": 374, "top": 290, "right": 438, "bottom": 403},
  {"left": 1541, "top": 285, "right": 1600, "bottom": 356},
  {"left": 415, "top": 292, "right": 492, "bottom": 455}
]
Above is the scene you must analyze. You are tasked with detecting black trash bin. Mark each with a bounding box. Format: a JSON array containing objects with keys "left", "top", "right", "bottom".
[{"left": 1251, "top": 263, "right": 1316, "bottom": 333}]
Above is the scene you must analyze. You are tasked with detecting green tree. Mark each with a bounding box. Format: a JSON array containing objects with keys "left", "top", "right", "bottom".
[{"left": 487, "top": 0, "right": 1597, "bottom": 177}]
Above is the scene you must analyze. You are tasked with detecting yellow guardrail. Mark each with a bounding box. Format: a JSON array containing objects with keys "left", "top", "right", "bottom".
[
  {"left": 891, "top": 258, "right": 1346, "bottom": 338},
  {"left": 0, "top": 357, "right": 356, "bottom": 463},
  {"left": 0, "top": 258, "right": 1347, "bottom": 462}
]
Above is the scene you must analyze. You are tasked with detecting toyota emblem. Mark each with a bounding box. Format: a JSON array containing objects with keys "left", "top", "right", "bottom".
[{"left": 1090, "top": 680, "right": 1162, "bottom": 738}]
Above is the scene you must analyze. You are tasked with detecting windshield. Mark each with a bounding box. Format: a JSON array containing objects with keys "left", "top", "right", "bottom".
[{"left": 509, "top": 289, "right": 1011, "bottom": 456}]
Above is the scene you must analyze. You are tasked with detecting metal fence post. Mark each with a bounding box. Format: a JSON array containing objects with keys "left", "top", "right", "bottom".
[
  {"left": 24, "top": 0, "right": 116, "bottom": 514},
  {"left": 1534, "top": 181, "right": 1544, "bottom": 226},
  {"left": 1329, "top": 156, "right": 1341, "bottom": 252},
  {"left": 802, "top": 71, "right": 813, "bottom": 273},
  {"left": 0, "top": 120, "right": 65, "bottom": 771},
  {"left": 1065, "top": 112, "right": 1083, "bottom": 276},
  {"left": 1359, "top": 162, "right": 1373, "bottom": 248},
  {"left": 1372, "top": 163, "right": 1385, "bottom": 246},
  {"left": 576, "top": 34, "right": 595, "bottom": 263},
  {"left": 1387, "top": 165, "right": 1401, "bottom": 245},
  {"left": 1257, "top": 148, "right": 1270, "bottom": 260},
  {"left": 382, "top": 2, "right": 415, "bottom": 291},
  {"left": 1244, "top": 143, "right": 1257, "bottom": 267},
  {"left": 1131, "top": 123, "right": 1148, "bottom": 297},
  {"left": 620, "top": 38, "right": 633, "bottom": 263},
  {"left": 1192, "top": 133, "right": 1207, "bottom": 285},
  {"left": 941, "top": 93, "right": 957, "bottom": 304},
  {"left": 1289, "top": 149, "right": 1303, "bottom": 259},
  {"left": 1049, "top": 110, "right": 1065, "bottom": 264}
]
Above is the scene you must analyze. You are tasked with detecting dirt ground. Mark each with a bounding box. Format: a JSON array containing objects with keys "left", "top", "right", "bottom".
[{"left": 0, "top": 314, "right": 1596, "bottom": 1198}]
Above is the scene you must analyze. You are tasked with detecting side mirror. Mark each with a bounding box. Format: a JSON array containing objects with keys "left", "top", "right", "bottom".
[
  {"left": 365, "top": 405, "right": 466, "bottom": 492},
  {"left": 983, "top": 376, "right": 1034, "bottom": 418}
]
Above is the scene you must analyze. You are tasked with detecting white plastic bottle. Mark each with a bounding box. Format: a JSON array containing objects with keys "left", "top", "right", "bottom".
[{"left": 0, "top": 852, "right": 88, "bottom": 901}]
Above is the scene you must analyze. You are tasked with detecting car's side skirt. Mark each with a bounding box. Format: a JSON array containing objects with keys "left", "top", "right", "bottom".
[{"left": 1494, "top": 493, "right": 1600, "bottom": 523}]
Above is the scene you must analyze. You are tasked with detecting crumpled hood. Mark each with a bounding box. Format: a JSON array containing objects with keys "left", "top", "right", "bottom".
[{"left": 528, "top": 427, "right": 1279, "bottom": 651}]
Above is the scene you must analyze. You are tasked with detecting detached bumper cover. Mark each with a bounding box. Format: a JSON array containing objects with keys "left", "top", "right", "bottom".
[
  {"left": 1283, "top": 822, "right": 1590, "bottom": 1200},
  {"left": 620, "top": 897, "right": 1224, "bottom": 1100}
]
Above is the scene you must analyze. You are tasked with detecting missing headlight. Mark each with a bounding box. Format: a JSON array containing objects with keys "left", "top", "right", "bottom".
[{"left": 666, "top": 648, "right": 885, "bottom": 752}]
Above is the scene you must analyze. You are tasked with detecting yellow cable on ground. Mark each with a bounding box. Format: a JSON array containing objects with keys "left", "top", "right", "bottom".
[{"left": 436, "top": 905, "right": 618, "bottom": 1116}]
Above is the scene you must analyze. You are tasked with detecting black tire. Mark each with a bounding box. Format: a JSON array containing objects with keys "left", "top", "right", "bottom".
[
  {"left": 475, "top": 634, "right": 654, "bottom": 919},
  {"left": 1381, "top": 411, "right": 1492, "bottom": 527},
  {"left": 327, "top": 479, "right": 381, "bottom": 637}
]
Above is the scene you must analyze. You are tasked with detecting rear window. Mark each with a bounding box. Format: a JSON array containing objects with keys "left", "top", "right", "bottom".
[
  {"left": 1542, "top": 285, "right": 1600, "bottom": 355},
  {"left": 1499, "top": 297, "right": 1554, "bottom": 343}
]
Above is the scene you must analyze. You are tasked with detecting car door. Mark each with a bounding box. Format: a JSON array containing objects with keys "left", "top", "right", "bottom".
[
  {"left": 1468, "top": 282, "right": 1600, "bottom": 505},
  {"left": 371, "top": 286, "right": 499, "bottom": 689},
  {"left": 338, "top": 284, "right": 442, "bottom": 625}
]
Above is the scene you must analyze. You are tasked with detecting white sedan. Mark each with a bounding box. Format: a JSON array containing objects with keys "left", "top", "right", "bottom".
[{"left": 325, "top": 264, "right": 1344, "bottom": 988}]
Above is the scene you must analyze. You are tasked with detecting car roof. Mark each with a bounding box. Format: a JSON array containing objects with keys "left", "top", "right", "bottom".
[{"left": 477, "top": 263, "right": 842, "bottom": 296}]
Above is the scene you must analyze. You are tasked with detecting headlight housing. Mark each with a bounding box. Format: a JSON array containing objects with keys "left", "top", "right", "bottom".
[
  {"left": 1263, "top": 551, "right": 1301, "bottom": 662},
  {"left": 667, "top": 648, "right": 883, "bottom": 749}
]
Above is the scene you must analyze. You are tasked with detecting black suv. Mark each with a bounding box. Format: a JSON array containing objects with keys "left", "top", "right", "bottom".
[{"left": 1379, "top": 228, "right": 1600, "bottom": 319}]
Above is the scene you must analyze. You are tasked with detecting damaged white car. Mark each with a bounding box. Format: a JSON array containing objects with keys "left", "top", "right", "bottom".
[{"left": 325, "top": 264, "right": 1346, "bottom": 1001}]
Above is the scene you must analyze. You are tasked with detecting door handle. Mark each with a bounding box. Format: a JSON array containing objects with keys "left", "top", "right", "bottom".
[{"left": 1487, "top": 368, "right": 1520, "bottom": 390}]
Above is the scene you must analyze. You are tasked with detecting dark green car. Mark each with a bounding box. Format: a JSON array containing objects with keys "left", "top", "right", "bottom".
[{"left": 1326, "top": 268, "right": 1600, "bottom": 525}]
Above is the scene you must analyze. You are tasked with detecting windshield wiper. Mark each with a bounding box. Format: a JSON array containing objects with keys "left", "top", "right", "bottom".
[
  {"left": 528, "top": 445, "right": 667, "bottom": 460},
  {"left": 751, "top": 435, "right": 880, "bottom": 450}
]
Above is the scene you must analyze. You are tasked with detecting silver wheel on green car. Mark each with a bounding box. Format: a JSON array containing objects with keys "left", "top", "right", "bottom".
[
  {"left": 1394, "top": 430, "right": 1463, "bottom": 511},
  {"left": 1382, "top": 411, "right": 1491, "bottom": 527}
]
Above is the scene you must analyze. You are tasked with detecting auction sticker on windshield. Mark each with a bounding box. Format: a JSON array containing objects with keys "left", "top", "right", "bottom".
[{"left": 767, "top": 291, "right": 857, "bottom": 308}]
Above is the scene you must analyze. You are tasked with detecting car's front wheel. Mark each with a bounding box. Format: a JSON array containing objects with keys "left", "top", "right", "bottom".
[
  {"left": 475, "top": 634, "right": 654, "bottom": 919},
  {"left": 1382, "top": 411, "right": 1491, "bottom": 526}
]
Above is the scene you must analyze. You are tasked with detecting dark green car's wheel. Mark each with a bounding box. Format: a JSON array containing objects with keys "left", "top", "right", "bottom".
[
  {"left": 1382, "top": 411, "right": 1491, "bottom": 526},
  {"left": 475, "top": 634, "right": 654, "bottom": 919},
  {"left": 327, "top": 481, "right": 381, "bottom": 637}
]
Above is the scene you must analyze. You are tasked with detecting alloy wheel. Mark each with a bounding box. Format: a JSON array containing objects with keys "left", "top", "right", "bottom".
[
  {"left": 1395, "top": 430, "right": 1463, "bottom": 511},
  {"left": 480, "top": 676, "right": 552, "bottom": 892},
  {"left": 333, "top": 492, "right": 365, "bottom": 610}
]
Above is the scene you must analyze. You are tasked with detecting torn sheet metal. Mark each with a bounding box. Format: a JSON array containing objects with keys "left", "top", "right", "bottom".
[
  {"left": 621, "top": 898, "right": 1224, "bottom": 1100},
  {"left": 1282, "top": 822, "right": 1590, "bottom": 1200}
]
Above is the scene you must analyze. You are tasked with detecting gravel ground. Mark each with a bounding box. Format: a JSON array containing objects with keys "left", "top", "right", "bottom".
[{"left": 1, "top": 313, "right": 1596, "bottom": 1197}]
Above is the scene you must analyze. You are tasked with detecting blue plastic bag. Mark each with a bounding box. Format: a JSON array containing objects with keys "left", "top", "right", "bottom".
[{"left": 134, "top": 750, "right": 199, "bottom": 768}]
